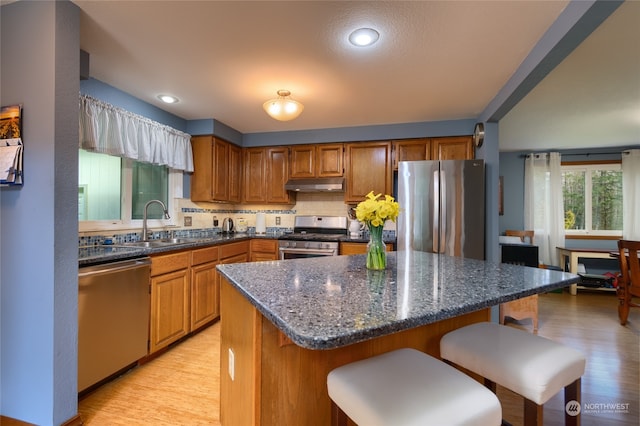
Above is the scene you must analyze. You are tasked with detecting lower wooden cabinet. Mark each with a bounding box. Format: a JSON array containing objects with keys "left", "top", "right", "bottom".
[
  {"left": 190, "top": 246, "right": 220, "bottom": 331},
  {"left": 250, "top": 239, "right": 279, "bottom": 261},
  {"left": 149, "top": 251, "right": 191, "bottom": 353},
  {"left": 339, "top": 241, "right": 393, "bottom": 255}
]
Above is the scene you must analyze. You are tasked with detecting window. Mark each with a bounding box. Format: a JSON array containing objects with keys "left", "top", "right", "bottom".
[
  {"left": 79, "top": 149, "right": 181, "bottom": 231},
  {"left": 562, "top": 162, "right": 622, "bottom": 236}
]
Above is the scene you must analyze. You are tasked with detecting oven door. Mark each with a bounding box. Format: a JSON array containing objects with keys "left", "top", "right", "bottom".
[{"left": 279, "top": 246, "right": 338, "bottom": 260}]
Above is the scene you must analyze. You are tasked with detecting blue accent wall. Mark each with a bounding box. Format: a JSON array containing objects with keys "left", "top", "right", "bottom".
[{"left": 242, "top": 119, "right": 476, "bottom": 147}]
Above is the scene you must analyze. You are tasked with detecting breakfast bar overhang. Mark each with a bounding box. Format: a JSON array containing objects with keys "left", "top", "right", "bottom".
[{"left": 216, "top": 251, "right": 580, "bottom": 425}]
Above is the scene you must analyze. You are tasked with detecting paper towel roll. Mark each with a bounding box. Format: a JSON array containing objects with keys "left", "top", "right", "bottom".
[{"left": 255, "top": 212, "right": 266, "bottom": 234}]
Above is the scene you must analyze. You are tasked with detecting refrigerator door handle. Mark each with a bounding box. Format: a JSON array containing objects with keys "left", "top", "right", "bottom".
[
  {"left": 433, "top": 170, "right": 440, "bottom": 253},
  {"left": 439, "top": 172, "right": 447, "bottom": 253}
]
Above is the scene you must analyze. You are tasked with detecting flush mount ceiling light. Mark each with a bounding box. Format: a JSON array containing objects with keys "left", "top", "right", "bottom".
[
  {"left": 157, "top": 94, "right": 179, "bottom": 104},
  {"left": 263, "top": 90, "right": 304, "bottom": 121},
  {"left": 348, "top": 27, "right": 380, "bottom": 47}
]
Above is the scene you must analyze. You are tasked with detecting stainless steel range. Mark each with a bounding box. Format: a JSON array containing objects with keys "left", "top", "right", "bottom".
[{"left": 278, "top": 216, "right": 348, "bottom": 259}]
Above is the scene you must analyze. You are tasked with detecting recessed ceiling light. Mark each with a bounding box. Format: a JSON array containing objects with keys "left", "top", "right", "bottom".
[
  {"left": 158, "top": 94, "right": 179, "bottom": 104},
  {"left": 348, "top": 28, "right": 380, "bottom": 47}
]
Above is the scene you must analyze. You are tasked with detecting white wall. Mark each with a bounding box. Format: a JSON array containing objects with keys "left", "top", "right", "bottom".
[{"left": 1, "top": 1, "right": 79, "bottom": 424}]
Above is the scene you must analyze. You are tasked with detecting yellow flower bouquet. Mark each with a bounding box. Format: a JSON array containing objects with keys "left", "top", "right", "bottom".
[{"left": 355, "top": 191, "right": 400, "bottom": 269}]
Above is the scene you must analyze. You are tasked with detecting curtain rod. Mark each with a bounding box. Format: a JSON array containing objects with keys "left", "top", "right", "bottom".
[{"left": 519, "top": 150, "right": 623, "bottom": 158}]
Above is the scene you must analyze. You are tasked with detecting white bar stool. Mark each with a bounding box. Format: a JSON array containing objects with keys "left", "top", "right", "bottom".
[
  {"left": 327, "top": 348, "right": 502, "bottom": 426},
  {"left": 440, "top": 322, "right": 586, "bottom": 426}
]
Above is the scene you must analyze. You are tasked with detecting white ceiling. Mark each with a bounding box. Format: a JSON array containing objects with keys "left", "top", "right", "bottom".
[{"left": 71, "top": 0, "right": 639, "bottom": 151}]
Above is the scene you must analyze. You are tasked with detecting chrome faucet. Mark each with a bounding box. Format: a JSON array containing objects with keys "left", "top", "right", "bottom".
[{"left": 142, "top": 200, "right": 170, "bottom": 241}]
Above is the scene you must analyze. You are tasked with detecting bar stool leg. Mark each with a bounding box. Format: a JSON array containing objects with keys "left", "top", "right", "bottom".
[
  {"left": 331, "top": 400, "right": 349, "bottom": 426},
  {"left": 565, "top": 378, "right": 581, "bottom": 426},
  {"left": 523, "top": 399, "right": 543, "bottom": 426}
]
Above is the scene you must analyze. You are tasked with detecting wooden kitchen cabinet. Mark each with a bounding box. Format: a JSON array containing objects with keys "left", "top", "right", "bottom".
[
  {"left": 290, "top": 143, "right": 343, "bottom": 178},
  {"left": 190, "top": 135, "right": 242, "bottom": 203},
  {"left": 339, "top": 241, "right": 393, "bottom": 255},
  {"left": 393, "top": 136, "right": 473, "bottom": 169},
  {"left": 266, "top": 146, "right": 293, "bottom": 203},
  {"left": 219, "top": 240, "right": 250, "bottom": 264},
  {"left": 243, "top": 146, "right": 294, "bottom": 204},
  {"left": 228, "top": 143, "right": 242, "bottom": 203},
  {"left": 190, "top": 246, "right": 220, "bottom": 330},
  {"left": 392, "top": 138, "right": 432, "bottom": 169},
  {"left": 243, "top": 147, "right": 266, "bottom": 203},
  {"left": 250, "top": 239, "right": 279, "bottom": 261},
  {"left": 149, "top": 251, "right": 191, "bottom": 353},
  {"left": 431, "top": 136, "right": 473, "bottom": 160},
  {"left": 344, "top": 141, "right": 393, "bottom": 204}
]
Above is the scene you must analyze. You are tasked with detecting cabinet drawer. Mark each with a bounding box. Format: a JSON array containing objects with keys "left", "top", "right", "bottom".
[
  {"left": 220, "top": 240, "right": 250, "bottom": 260},
  {"left": 151, "top": 251, "right": 191, "bottom": 276},
  {"left": 250, "top": 239, "right": 278, "bottom": 253},
  {"left": 191, "top": 245, "right": 219, "bottom": 266}
]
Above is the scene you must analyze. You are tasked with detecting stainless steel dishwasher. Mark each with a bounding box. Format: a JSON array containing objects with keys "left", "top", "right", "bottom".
[{"left": 78, "top": 257, "right": 151, "bottom": 393}]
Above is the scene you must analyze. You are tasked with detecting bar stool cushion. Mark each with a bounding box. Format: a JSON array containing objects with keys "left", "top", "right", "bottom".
[
  {"left": 327, "top": 348, "right": 502, "bottom": 426},
  {"left": 440, "top": 322, "right": 586, "bottom": 405}
]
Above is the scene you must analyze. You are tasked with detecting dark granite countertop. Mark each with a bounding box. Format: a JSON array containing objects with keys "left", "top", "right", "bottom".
[
  {"left": 78, "top": 232, "right": 280, "bottom": 266},
  {"left": 216, "top": 251, "right": 580, "bottom": 350},
  {"left": 79, "top": 232, "right": 397, "bottom": 266}
]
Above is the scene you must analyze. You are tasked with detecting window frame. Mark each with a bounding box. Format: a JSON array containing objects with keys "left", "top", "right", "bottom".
[
  {"left": 79, "top": 156, "right": 181, "bottom": 233},
  {"left": 562, "top": 160, "right": 622, "bottom": 238}
]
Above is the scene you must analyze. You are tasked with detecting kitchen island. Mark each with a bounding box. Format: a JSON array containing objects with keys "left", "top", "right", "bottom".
[{"left": 216, "top": 251, "right": 579, "bottom": 425}]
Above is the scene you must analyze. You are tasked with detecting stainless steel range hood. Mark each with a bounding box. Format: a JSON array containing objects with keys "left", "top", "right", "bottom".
[{"left": 284, "top": 177, "right": 344, "bottom": 192}]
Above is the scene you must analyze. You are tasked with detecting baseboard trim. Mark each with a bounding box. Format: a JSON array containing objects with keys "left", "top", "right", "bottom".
[{"left": 0, "top": 413, "right": 83, "bottom": 426}]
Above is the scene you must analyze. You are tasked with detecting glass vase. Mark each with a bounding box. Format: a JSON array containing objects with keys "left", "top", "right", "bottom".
[{"left": 366, "top": 224, "right": 386, "bottom": 270}]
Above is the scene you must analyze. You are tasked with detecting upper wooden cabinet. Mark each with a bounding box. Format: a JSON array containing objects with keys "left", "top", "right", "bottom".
[
  {"left": 243, "top": 146, "right": 295, "bottom": 204},
  {"left": 290, "top": 144, "right": 344, "bottom": 178},
  {"left": 191, "top": 135, "right": 242, "bottom": 203},
  {"left": 344, "top": 141, "right": 393, "bottom": 204},
  {"left": 243, "top": 147, "right": 266, "bottom": 203},
  {"left": 393, "top": 136, "right": 474, "bottom": 169},
  {"left": 392, "top": 138, "right": 432, "bottom": 169},
  {"left": 431, "top": 136, "right": 473, "bottom": 160}
]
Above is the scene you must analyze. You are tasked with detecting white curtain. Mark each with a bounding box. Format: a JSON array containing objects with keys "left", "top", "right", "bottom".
[
  {"left": 622, "top": 149, "right": 640, "bottom": 240},
  {"left": 79, "top": 94, "right": 194, "bottom": 172},
  {"left": 524, "top": 152, "right": 565, "bottom": 266}
]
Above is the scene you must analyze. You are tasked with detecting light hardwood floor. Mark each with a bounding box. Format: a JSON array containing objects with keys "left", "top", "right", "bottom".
[{"left": 78, "top": 291, "right": 639, "bottom": 425}]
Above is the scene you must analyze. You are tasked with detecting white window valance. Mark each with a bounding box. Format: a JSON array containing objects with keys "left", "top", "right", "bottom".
[{"left": 79, "top": 94, "right": 194, "bottom": 172}]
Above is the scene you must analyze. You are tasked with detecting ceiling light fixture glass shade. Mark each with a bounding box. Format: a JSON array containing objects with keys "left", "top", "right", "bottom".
[
  {"left": 158, "top": 94, "right": 179, "bottom": 104},
  {"left": 349, "top": 28, "right": 380, "bottom": 47},
  {"left": 263, "top": 90, "right": 304, "bottom": 121}
]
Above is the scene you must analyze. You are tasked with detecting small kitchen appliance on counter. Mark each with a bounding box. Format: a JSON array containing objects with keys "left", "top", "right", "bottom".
[
  {"left": 278, "top": 215, "right": 348, "bottom": 259},
  {"left": 222, "top": 217, "right": 234, "bottom": 233},
  {"left": 235, "top": 218, "right": 248, "bottom": 233}
]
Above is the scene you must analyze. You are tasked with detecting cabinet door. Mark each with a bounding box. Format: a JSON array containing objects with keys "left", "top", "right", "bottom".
[
  {"left": 317, "top": 143, "right": 343, "bottom": 177},
  {"left": 228, "top": 143, "right": 243, "bottom": 203},
  {"left": 266, "top": 146, "right": 293, "bottom": 204},
  {"left": 150, "top": 268, "right": 190, "bottom": 353},
  {"left": 250, "top": 239, "right": 278, "bottom": 261},
  {"left": 190, "top": 135, "right": 213, "bottom": 202},
  {"left": 431, "top": 136, "right": 474, "bottom": 160},
  {"left": 290, "top": 145, "right": 315, "bottom": 178},
  {"left": 243, "top": 148, "right": 266, "bottom": 203},
  {"left": 344, "top": 141, "right": 392, "bottom": 204},
  {"left": 212, "top": 139, "right": 229, "bottom": 201},
  {"left": 393, "top": 138, "right": 431, "bottom": 169},
  {"left": 191, "top": 261, "right": 219, "bottom": 329},
  {"left": 339, "top": 242, "right": 393, "bottom": 255}
]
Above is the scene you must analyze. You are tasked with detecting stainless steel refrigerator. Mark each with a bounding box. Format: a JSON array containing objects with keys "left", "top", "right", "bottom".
[{"left": 397, "top": 159, "right": 485, "bottom": 260}]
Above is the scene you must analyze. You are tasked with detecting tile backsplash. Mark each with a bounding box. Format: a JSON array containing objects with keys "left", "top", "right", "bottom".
[{"left": 79, "top": 192, "right": 396, "bottom": 245}]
